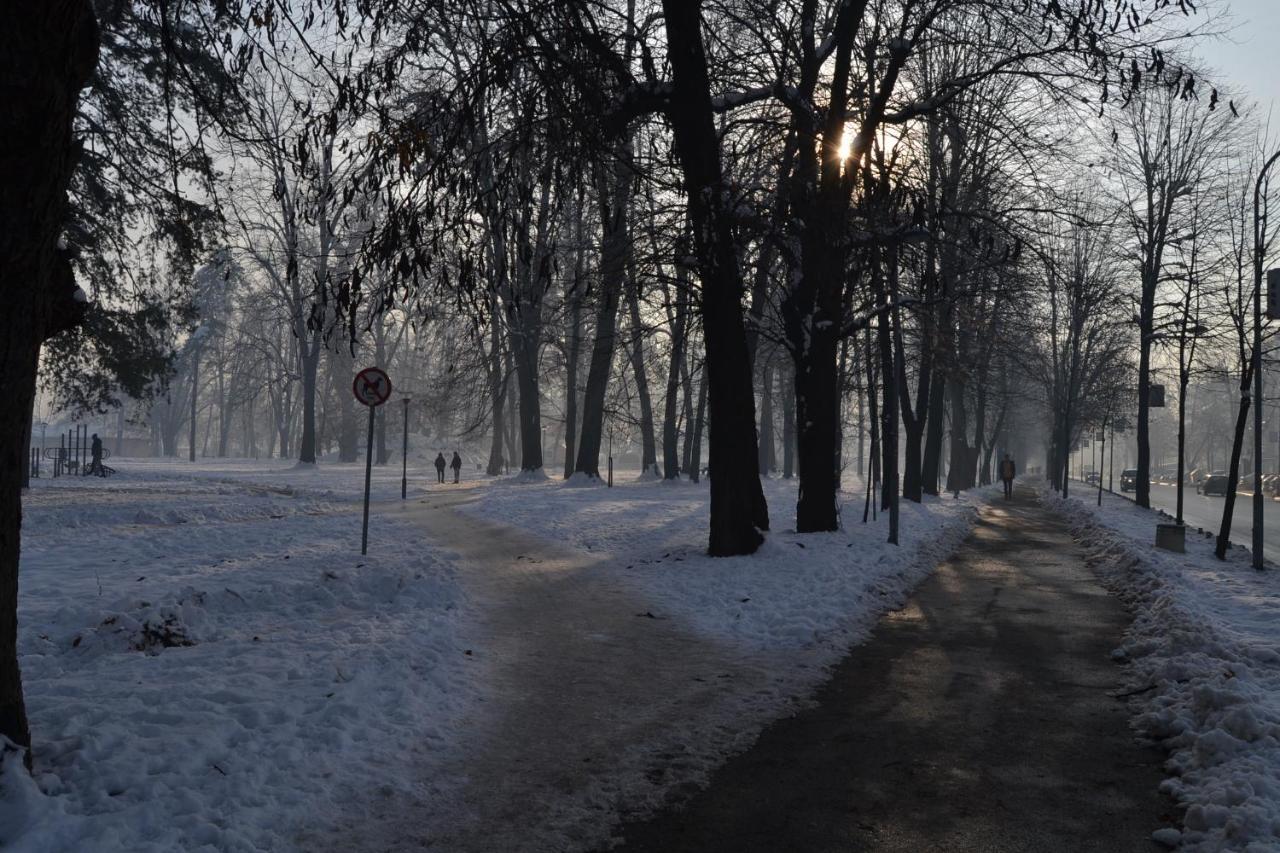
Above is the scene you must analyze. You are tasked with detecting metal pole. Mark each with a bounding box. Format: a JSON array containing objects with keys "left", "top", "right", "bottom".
[
  {"left": 401, "top": 398, "right": 409, "bottom": 500},
  {"left": 361, "top": 404, "right": 376, "bottom": 556},
  {"left": 607, "top": 427, "right": 613, "bottom": 488}
]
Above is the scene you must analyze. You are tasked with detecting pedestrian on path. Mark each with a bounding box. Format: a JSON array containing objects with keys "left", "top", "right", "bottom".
[
  {"left": 451, "top": 451, "right": 462, "bottom": 484},
  {"left": 89, "top": 433, "right": 106, "bottom": 477},
  {"left": 434, "top": 452, "right": 447, "bottom": 484},
  {"left": 1000, "top": 453, "right": 1016, "bottom": 498}
]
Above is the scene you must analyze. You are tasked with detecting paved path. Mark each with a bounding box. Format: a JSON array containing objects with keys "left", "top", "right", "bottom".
[
  {"left": 601, "top": 484, "right": 1176, "bottom": 852},
  {"left": 348, "top": 487, "right": 781, "bottom": 853}
]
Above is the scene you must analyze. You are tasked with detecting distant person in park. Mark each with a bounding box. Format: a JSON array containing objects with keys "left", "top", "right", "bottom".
[
  {"left": 450, "top": 451, "right": 462, "bottom": 484},
  {"left": 434, "top": 452, "right": 447, "bottom": 484},
  {"left": 999, "top": 453, "right": 1016, "bottom": 498},
  {"left": 89, "top": 433, "right": 105, "bottom": 477}
]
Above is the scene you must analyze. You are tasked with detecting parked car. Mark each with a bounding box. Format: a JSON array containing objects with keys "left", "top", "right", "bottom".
[
  {"left": 1120, "top": 468, "right": 1137, "bottom": 492},
  {"left": 1199, "top": 473, "right": 1231, "bottom": 497},
  {"left": 1085, "top": 471, "right": 1101, "bottom": 485}
]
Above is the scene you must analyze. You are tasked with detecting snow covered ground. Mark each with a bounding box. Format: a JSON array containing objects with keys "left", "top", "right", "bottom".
[
  {"left": 469, "top": 474, "right": 982, "bottom": 656},
  {"left": 4, "top": 460, "right": 481, "bottom": 852},
  {"left": 1051, "top": 486, "right": 1280, "bottom": 851},
  {"left": 4, "top": 459, "right": 982, "bottom": 852}
]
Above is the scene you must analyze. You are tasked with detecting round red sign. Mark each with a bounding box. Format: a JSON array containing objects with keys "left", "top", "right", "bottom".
[{"left": 352, "top": 367, "right": 393, "bottom": 407}]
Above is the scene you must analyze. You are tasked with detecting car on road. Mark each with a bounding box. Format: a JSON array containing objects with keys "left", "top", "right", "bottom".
[
  {"left": 1120, "top": 468, "right": 1137, "bottom": 492},
  {"left": 1085, "top": 472, "right": 1101, "bottom": 485},
  {"left": 1198, "top": 473, "right": 1231, "bottom": 497}
]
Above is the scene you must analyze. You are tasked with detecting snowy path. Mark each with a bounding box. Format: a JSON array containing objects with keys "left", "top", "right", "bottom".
[
  {"left": 602, "top": 484, "right": 1176, "bottom": 852},
  {"left": 341, "top": 487, "right": 787, "bottom": 852}
]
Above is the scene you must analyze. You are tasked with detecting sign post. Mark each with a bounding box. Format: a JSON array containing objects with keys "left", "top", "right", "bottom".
[
  {"left": 401, "top": 396, "right": 411, "bottom": 500},
  {"left": 353, "top": 367, "right": 393, "bottom": 555}
]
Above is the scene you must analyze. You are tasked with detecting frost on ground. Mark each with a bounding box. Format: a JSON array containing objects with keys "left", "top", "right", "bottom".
[
  {"left": 1050, "top": 486, "right": 1280, "bottom": 852},
  {"left": 3, "top": 463, "right": 478, "bottom": 853}
]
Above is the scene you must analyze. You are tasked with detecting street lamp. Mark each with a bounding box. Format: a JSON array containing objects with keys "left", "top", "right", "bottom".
[{"left": 401, "top": 395, "right": 412, "bottom": 500}]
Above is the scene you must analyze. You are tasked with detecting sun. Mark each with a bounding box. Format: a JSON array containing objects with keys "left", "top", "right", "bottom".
[{"left": 837, "top": 131, "right": 853, "bottom": 161}]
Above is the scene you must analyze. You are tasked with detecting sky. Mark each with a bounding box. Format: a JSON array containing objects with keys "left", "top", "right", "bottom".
[{"left": 1196, "top": 0, "right": 1280, "bottom": 118}]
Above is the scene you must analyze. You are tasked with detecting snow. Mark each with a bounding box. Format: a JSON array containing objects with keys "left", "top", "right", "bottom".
[
  {"left": 5, "top": 461, "right": 480, "bottom": 852},
  {"left": 5, "top": 459, "right": 983, "bottom": 852},
  {"left": 468, "top": 472, "right": 981, "bottom": 683},
  {"left": 1048, "top": 485, "right": 1280, "bottom": 852}
]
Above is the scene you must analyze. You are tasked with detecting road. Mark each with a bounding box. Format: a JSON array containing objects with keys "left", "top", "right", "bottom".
[{"left": 1071, "top": 478, "right": 1280, "bottom": 562}]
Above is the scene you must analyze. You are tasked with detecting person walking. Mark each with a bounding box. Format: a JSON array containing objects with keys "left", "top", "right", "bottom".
[
  {"left": 450, "top": 451, "right": 463, "bottom": 484},
  {"left": 434, "top": 452, "right": 447, "bottom": 484},
  {"left": 89, "top": 433, "right": 106, "bottom": 477},
  {"left": 999, "top": 453, "right": 1017, "bottom": 499}
]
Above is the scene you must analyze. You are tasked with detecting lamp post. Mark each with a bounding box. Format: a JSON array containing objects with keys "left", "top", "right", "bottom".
[
  {"left": 1252, "top": 150, "right": 1280, "bottom": 570},
  {"left": 401, "top": 396, "right": 411, "bottom": 500}
]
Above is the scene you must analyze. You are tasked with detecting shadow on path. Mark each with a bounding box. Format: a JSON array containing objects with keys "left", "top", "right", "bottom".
[
  {"left": 602, "top": 484, "right": 1176, "bottom": 852},
  {"left": 344, "top": 486, "right": 782, "bottom": 853}
]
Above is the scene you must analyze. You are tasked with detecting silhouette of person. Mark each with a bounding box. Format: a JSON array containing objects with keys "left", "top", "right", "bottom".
[
  {"left": 89, "top": 433, "right": 106, "bottom": 477},
  {"left": 434, "top": 452, "right": 447, "bottom": 484},
  {"left": 999, "top": 453, "right": 1016, "bottom": 498},
  {"left": 451, "top": 451, "right": 462, "bottom": 484}
]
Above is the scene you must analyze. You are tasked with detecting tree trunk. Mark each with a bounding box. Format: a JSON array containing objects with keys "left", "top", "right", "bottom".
[
  {"left": 486, "top": 305, "right": 506, "bottom": 476},
  {"left": 188, "top": 345, "right": 199, "bottom": 462},
  {"left": 574, "top": 152, "right": 629, "bottom": 478},
  {"left": 1, "top": 0, "right": 98, "bottom": 763},
  {"left": 781, "top": 367, "right": 795, "bottom": 479},
  {"left": 758, "top": 363, "right": 775, "bottom": 476},
  {"left": 511, "top": 327, "right": 543, "bottom": 471},
  {"left": 663, "top": 0, "right": 768, "bottom": 553},
  {"left": 1137, "top": 298, "right": 1154, "bottom": 508},
  {"left": 688, "top": 362, "right": 708, "bottom": 484},
  {"left": 1216, "top": 380, "right": 1252, "bottom": 559},
  {"left": 563, "top": 220, "right": 585, "bottom": 479},
  {"left": 298, "top": 338, "right": 320, "bottom": 464},
  {"left": 625, "top": 265, "right": 658, "bottom": 477},
  {"left": 661, "top": 274, "right": 689, "bottom": 480}
]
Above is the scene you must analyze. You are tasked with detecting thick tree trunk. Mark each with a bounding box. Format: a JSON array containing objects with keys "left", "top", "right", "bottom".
[
  {"left": 1, "top": 0, "right": 98, "bottom": 763},
  {"left": 511, "top": 327, "right": 543, "bottom": 471},
  {"left": 663, "top": 0, "right": 768, "bottom": 553},
  {"left": 298, "top": 339, "right": 320, "bottom": 464},
  {"left": 793, "top": 328, "right": 841, "bottom": 530}
]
